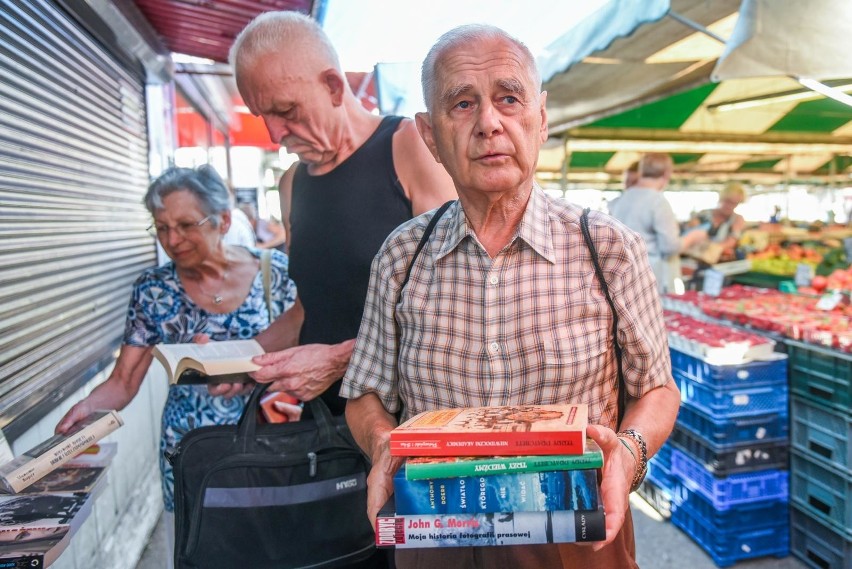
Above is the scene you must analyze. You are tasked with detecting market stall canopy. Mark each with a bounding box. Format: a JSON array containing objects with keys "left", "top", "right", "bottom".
[
  {"left": 713, "top": 0, "right": 852, "bottom": 82},
  {"left": 538, "top": 0, "right": 852, "bottom": 184}
]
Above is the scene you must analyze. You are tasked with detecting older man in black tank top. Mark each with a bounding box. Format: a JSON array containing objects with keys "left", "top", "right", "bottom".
[{"left": 227, "top": 13, "right": 456, "bottom": 412}]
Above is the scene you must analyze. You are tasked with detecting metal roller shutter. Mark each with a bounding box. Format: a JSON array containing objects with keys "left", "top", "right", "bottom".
[{"left": 0, "top": 0, "right": 155, "bottom": 439}]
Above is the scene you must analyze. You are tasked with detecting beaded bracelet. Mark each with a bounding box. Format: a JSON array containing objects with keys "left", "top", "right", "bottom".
[{"left": 617, "top": 429, "right": 648, "bottom": 492}]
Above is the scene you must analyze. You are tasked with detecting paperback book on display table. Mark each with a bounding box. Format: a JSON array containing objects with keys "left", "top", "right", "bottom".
[
  {"left": 405, "top": 439, "right": 604, "bottom": 480},
  {"left": 151, "top": 339, "right": 265, "bottom": 385},
  {"left": 375, "top": 495, "right": 605, "bottom": 548},
  {"left": 393, "top": 467, "right": 599, "bottom": 515},
  {"left": 390, "top": 404, "right": 588, "bottom": 457},
  {"left": 0, "top": 411, "right": 123, "bottom": 494}
]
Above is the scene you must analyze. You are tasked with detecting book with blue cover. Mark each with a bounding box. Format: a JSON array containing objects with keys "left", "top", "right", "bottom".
[{"left": 393, "top": 467, "right": 599, "bottom": 515}]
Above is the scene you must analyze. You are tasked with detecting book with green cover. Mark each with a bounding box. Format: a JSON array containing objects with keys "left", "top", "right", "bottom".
[{"left": 405, "top": 439, "right": 603, "bottom": 481}]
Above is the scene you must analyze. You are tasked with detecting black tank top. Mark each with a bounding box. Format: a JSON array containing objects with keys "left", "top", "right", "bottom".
[{"left": 290, "top": 115, "right": 412, "bottom": 415}]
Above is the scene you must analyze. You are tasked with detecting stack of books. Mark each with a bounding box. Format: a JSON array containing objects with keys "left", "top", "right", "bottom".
[
  {"left": 377, "top": 404, "right": 606, "bottom": 549},
  {"left": 0, "top": 410, "right": 122, "bottom": 566}
]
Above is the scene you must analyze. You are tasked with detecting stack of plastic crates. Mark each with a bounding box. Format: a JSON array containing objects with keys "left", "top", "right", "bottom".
[
  {"left": 668, "top": 347, "right": 791, "bottom": 567},
  {"left": 786, "top": 340, "right": 852, "bottom": 569}
]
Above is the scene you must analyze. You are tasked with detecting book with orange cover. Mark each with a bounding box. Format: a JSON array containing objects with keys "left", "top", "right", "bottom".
[{"left": 389, "top": 404, "right": 587, "bottom": 457}]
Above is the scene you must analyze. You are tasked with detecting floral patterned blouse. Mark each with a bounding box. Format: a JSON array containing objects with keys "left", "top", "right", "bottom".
[{"left": 124, "top": 247, "right": 296, "bottom": 512}]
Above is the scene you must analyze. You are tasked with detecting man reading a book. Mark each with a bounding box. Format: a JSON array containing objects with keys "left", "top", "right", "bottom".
[{"left": 342, "top": 24, "right": 681, "bottom": 569}]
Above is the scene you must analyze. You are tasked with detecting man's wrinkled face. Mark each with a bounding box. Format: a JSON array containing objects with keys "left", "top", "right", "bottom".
[
  {"left": 237, "top": 52, "right": 337, "bottom": 166},
  {"left": 417, "top": 36, "right": 547, "bottom": 197}
]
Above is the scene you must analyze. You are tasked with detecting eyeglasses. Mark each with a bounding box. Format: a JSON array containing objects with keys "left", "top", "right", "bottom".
[{"left": 147, "top": 215, "right": 212, "bottom": 238}]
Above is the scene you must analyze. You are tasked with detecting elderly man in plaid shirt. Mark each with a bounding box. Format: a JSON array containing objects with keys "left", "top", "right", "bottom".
[{"left": 342, "top": 24, "right": 680, "bottom": 569}]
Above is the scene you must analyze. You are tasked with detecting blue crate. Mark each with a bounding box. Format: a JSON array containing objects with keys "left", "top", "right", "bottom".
[
  {"left": 791, "top": 396, "right": 852, "bottom": 474},
  {"left": 790, "top": 450, "right": 852, "bottom": 536},
  {"left": 672, "top": 484, "right": 789, "bottom": 528},
  {"left": 676, "top": 370, "right": 788, "bottom": 418},
  {"left": 671, "top": 496, "right": 790, "bottom": 568},
  {"left": 677, "top": 402, "right": 789, "bottom": 449},
  {"left": 791, "top": 506, "right": 852, "bottom": 569},
  {"left": 654, "top": 441, "right": 673, "bottom": 470},
  {"left": 670, "top": 348, "right": 788, "bottom": 389},
  {"left": 671, "top": 449, "right": 788, "bottom": 509},
  {"left": 637, "top": 477, "right": 673, "bottom": 519},
  {"left": 647, "top": 453, "right": 675, "bottom": 494},
  {"left": 669, "top": 426, "right": 789, "bottom": 476}
]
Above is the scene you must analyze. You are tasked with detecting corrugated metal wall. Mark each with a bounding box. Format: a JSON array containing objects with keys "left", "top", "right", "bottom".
[{"left": 0, "top": 0, "right": 156, "bottom": 439}]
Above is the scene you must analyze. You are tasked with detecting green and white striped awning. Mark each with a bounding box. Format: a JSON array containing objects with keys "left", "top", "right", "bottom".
[{"left": 537, "top": 0, "right": 852, "bottom": 184}]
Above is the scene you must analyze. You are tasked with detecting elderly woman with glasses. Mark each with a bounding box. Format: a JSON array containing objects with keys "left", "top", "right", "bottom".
[{"left": 55, "top": 165, "right": 302, "bottom": 559}]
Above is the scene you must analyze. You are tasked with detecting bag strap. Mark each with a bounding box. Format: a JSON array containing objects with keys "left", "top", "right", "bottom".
[
  {"left": 398, "top": 200, "right": 456, "bottom": 296},
  {"left": 260, "top": 249, "right": 277, "bottom": 321},
  {"left": 580, "top": 207, "right": 627, "bottom": 428}
]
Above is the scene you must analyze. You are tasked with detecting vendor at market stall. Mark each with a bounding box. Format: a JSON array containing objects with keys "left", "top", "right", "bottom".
[{"left": 686, "top": 182, "right": 747, "bottom": 263}]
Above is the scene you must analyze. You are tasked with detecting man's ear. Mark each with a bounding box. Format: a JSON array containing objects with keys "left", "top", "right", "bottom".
[
  {"left": 321, "top": 69, "right": 346, "bottom": 106},
  {"left": 415, "top": 112, "right": 442, "bottom": 163},
  {"left": 539, "top": 90, "right": 549, "bottom": 143}
]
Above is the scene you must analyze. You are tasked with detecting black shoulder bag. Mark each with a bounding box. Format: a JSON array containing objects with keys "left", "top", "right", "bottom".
[{"left": 170, "top": 384, "right": 375, "bottom": 569}]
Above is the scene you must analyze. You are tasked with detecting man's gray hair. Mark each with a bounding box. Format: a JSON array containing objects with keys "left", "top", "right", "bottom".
[
  {"left": 229, "top": 11, "right": 341, "bottom": 73},
  {"left": 639, "top": 153, "right": 673, "bottom": 179},
  {"left": 144, "top": 165, "right": 231, "bottom": 226},
  {"left": 421, "top": 24, "right": 540, "bottom": 113}
]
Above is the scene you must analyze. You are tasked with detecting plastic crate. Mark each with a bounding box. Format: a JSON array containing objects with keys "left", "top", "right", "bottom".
[
  {"left": 647, "top": 444, "right": 676, "bottom": 494},
  {"left": 791, "top": 506, "right": 852, "bottom": 569},
  {"left": 677, "top": 402, "right": 789, "bottom": 449},
  {"left": 671, "top": 449, "right": 788, "bottom": 509},
  {"left": 673, "top": 484, "right": 789, "bottom": 528},
  {"left": 637, "top": 477, "right": 673, "bottom": 519},
  {"left": 787, "top": 340, "right": 852, "bottom": 413},
  {"left": 790, "top": 450, "right": 852, "bottom": 536},
  {"left": 669, "top": 427, "right": 789, "bottom": 476},
  {"left": 791, "top": 396, "right": 852, "bottom": 474},
  {"left": 670, "top": 348, "right": 787, "bottom": 389},
  {"left": 671, "top": 495, "right": 790, "bottom": 568},
  {"left": 676, "top": 370, "right": 788, "bottom": 418}
]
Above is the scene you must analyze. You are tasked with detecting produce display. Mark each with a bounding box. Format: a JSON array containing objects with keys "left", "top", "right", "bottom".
[
  {"left": 747, "top": 243, "right": 822, "bottom": 275},
  {"left": 664, "top": 285, "right": 852, "bottom": 353},
  {"left": 664, "top": 312, "right": 775, "bottom": 364}
]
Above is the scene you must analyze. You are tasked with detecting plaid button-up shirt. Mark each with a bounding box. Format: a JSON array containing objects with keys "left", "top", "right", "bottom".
[{"left": 341, "top": 185, "right": 672, "bottom": 428}]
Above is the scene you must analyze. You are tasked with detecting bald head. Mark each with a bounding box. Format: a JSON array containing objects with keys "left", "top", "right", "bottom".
[
  {"left": 421, "top": 24, "right": 540, "bottom": 113},
  {"left": 229, "top": 11, "right": 341, "bottom": 77}
]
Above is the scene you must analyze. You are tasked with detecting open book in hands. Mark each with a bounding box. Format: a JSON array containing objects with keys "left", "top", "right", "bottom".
[{"left": 151, "top": 339, "right": 265, "bottom": 385}]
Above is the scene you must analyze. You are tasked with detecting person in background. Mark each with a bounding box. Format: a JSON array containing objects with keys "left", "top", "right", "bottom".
[
  {"left": 238, "top": 202, "right": 288, "bottom": 253},
  {"left": 342, "top": 24, "right": 680, "bottom": 569},
  {"left": 769, "top": 205, "right": 782, "bottom": 224},
  {"left": 228, "top": 11, "right": 456, "bottom": 569},
  {"left": 608, "top": 153, "right": 705, "bottom": 293},
  {"left": 228, "top": 11, "right": 455, "bottom": 415},
  {"left": 224, "top": 198, "right": 257, "bottom": 248},
  {"left": 622, "top": 160, "right": 640, "bottom": 189},
  {"left": 690, "top": 182, "right": 747, "bottom": 262},
  {"left": 55, "top": 165, "right": 301, "bottom": 567}
]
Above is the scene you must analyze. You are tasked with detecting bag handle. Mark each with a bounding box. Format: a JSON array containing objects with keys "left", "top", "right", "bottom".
[
  {"left": 580, "top": 208, "right": 627, "bottom": 428},
  {"left": 237, "top": 384, "right": 339, "bottom": 452}
]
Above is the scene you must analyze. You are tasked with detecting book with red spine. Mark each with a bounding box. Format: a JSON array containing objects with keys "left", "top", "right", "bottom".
[{"left": 390, "top": 404, "right": 587, "bottom": 457}]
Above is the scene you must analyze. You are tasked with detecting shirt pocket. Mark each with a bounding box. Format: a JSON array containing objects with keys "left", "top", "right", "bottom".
[{"left": 547, "top": 324, "right": 611, "bottom": 389}]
